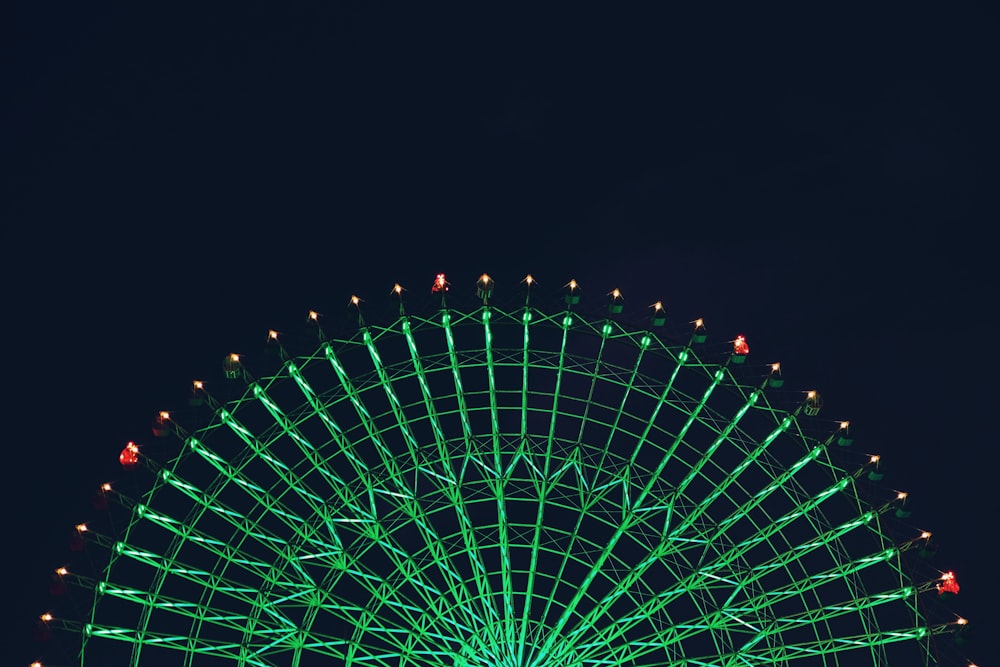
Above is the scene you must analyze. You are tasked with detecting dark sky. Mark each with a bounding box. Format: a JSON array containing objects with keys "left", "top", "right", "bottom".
[{"left": 3, "top": 5, "right": 991, "bottom": 665}]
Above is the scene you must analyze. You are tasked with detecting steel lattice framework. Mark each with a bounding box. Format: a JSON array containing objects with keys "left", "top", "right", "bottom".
[{"left": 53, "top": 293, "right": 962, "bottom": 666}]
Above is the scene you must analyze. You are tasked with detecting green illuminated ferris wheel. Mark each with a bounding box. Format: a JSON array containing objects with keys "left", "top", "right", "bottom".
[{"left": 45, "top": 274, "right": 970, "bottom": 666}]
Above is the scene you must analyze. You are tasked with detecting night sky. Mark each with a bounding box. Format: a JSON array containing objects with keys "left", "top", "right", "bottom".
[{"left": 4, "top": 5, "right": 991, "bottom": 665}]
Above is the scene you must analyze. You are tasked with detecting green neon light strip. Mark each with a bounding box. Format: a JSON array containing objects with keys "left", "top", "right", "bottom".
[
  {"left": 605, "top": 548, "right": 904, "bottom": 662},
  {"left": 533, "top": 317, "right": 614, "bottom": 654},
  {"left": 519, "top": 310, "right": 570, "bottom": 665},
  {"left": 573, "top": 505, "right": 883, "bottom": 665},
  {"left": 533, "top": 350, "right": 715, "bottom": 667},
  {"left": 441, "top": 310, "right": 504, "bottom": 635},
  {"left": 561, "top": 382, "right": 762, "bottom": 651},
  {"left": 253, "top": 368, "right": 461, "bottom": 664},
  {"left": 284, "top": 352, "right": 481, "bottom": 662},
  {"left": 324, "top": 337, "right": 490, "bottom": 643},
  {"left": 483, "top": 308, "right": 517, "bottom": 644}
]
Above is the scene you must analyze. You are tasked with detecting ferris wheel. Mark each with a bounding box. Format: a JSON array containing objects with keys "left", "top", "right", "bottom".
[{"left": 36, "top": 273, "right": 974, "bottom": 666}]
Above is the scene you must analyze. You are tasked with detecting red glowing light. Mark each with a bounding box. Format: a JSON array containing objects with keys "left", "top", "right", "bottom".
[
  {"left": 120, "top": 441, "right": 140, "bottom": 470},
  {"left": 733, "top": 334, "right": 749, "bottom": 356},
  {"left": 432, "top": 273, "right": 449, "bottom": 293},
  {"left": 938, "top": 571, "right": 960, "bottom": 595}
]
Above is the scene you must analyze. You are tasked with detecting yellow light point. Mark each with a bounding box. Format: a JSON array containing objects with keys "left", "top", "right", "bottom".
[
  {"left": 193, "top": 380, "right": 204, "bottom": 390},
  {"left": 268, "top": 330, "right": 279, "bottom": 340},
  {"left": 55, "top": 567, "right": 68, "bottom": 576},
  {"left": 523, "top": 274, "right": 535, "bottom": 285},
  {"left": 127, "top": 442, "right": 140, "bottom": 453},
  {"left": 40, "top": 613, "right": 53, "bottom": 622},
  {"left": 392, "top": 283, "right": 404, "bottom": 295},
  {"left": 75, "top": 523, "right": 88, "bottom": 533},
  {"left": 652, "top": 301, "right": 664, "bottom": 311},
  {"left": 479, "top": 273, "right": 491, "bottom": 284},
  {"left": 308, "top": 310, "right": 319, "bottom": 321},
  {"left": 869, "top": 454, "right": 880, "bottom": 464},
  {"left": 610, "top": 288, "right": 622, "bottom": 299},
  {"left": 31, "top": 662, "right": 43, "bottom": 667},
  {"left": 694, "top": 318, "right": 704, "bottom": 328},
  {"left": 229, "top": 353, "right": 240, "bottom": 363},
  {"left": 896, "top": 491, "right": 908, "bottom": 500},
  {"left": 839, "top": 421, "right": 849, "bottom": 430},
  {"left": 771, "top": 362, "right": 781, "bottom": 373},
  {"left": 807, "top": 390, "right": 816, "bottom": 399},
  {"left": 159, "top": 411, "right": 170, "bottom": 421},
  {"left": 921, "top": 530, "right": 932, "bottom": 539},
  {"left": 101, "top": 483, "right": 112, "bottom": 492},
  {"left": 956, "top": 617, "right": 968, "bottom": 625},
  {"left": 350, "top": 295, "right": 361, "bottom": 306}
]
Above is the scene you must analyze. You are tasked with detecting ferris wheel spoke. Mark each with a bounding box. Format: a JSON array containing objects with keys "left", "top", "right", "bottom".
[
  {"left": 286, "top": 353, "right": 480, "bottom": 635},
  {"left": 533, "top": 328, "right": 614, "bottom": 640},
  {"left": 702, "top": 439, "right": 832, "bottom": 550},
  {"left": 654, "top": 395, "right": 791, "bottom": 550},
  {"left": 680, "top": 625, "right": 933, "bottom": 666},
  {"left": 97, "top": 582, "right": 300, "bottom": 639},
  {"left": 513, "top": 305, "right": 535, "bottom": 667},
  {"left": 715, "top": 478, "right": 875, "bottom": 585},
  {"left": 584, "top": 504, "right": 878, "bottom": 659},
  {"left": 114, "top": 480, "right": 449, "bottom": 653},
  {"left": 559, "top": 372, "right": 761, "bottom": 653},
  {"left": 518, "top": 313, "right": 571, "bottom": 666},
  {"left": 623, "top": 346, "right": 687, "bottom": 472},
  {"left": 348, "top": 601, "right": 469, "bottom": 665},
  {"left": 742, "top": 544, "right": 899, "bottom": 606},
  {"left": 694, "top": 547, "right": 904, "bottom": 644},
  {"left": 531, "top": 357, "right": 725, "bottom": 667},
  {"left": 587, "top": 580, "right": 918, "bottom": 667},
  {"left": 584, "top": 619, "right": 932, "bottom": 667},
  {"left": 482, "top": 307, "right": 518, "bottom": 637},
  {"left": 120, "top": 501, "right": 311, "bottom": 600},
  {"left": 584, "top": 329, "right": 633, "bottom": 490},
  {"left": 286, "top": 357, "right": 375, "bottom": 480},
  {"left": 324, "top": 337, "right": 495, "bottom": 637},
  {"left": 255, "top": 366, "right": 378, "bottom": 524},
  {"left": 346, "top": 623, "right": 492, "bottom": 667},
  {"left": 400, "top": 312, "right": 514, "bottom": 650},
  {"left": 720, "top": 586, "right": 918, "bottom": 665},
  {"left": 247, "top": 368, "right": 405, "bottom": 643},
  {"left": 285, "top": 547, "right": 485, "bottom": 665},
  {"left": 676, "top": 478, "right": 836, "bottom": 593},
  {"left": 283, "top": 357, "right": 485, "bottom": 648},
  {"left": 356, "top": 350, "right": 508, "bottom": 656},
  {"left": 139, "top": 459, "right": 338, "bottom": 593},
  {"left": 314, "top": 543, "right": 478, "bottom": 649},
  {"left": 179, "top": 436, "right": 334, "bottom": 581},
  {"left": 101, "top": 539, "right": 303, "bottom": 624},
  {"left": 81, "top": 623, "right": 295, "bottom": 665},
  {"left": 573, "top": 493, "right": 890, "bottom": 664},
  {"left": 212, "top": 401, "right": 350, "bottom": 551},
  {"left": 440, "top": 310, "right": 506, "bottom": 631},
  {"left": 535, "top": 348, "right": 673, "bottom": 662},
  {"left": 400, "top": 315, "right": 503, "bottom": 618},
  {"left": 162, "top": 436, "right": 467, "bottom": 656}
]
